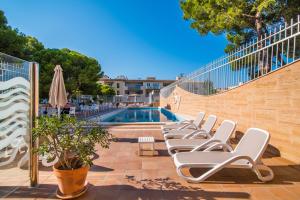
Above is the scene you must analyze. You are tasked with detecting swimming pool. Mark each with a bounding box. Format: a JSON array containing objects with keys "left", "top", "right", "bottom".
[{"left": 101, "top": 107, "right": 179, "bottom": 123}]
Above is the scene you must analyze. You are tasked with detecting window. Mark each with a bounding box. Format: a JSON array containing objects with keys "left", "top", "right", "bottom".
[
  {"left": 117, "top": 91, "right": 120, "bottom": 95},
  {"left": 153, "top": 83, "right": 160, "bottom": 89},
  {"left": 136, "top": 90, "right": 143, "bottom": 94},
  {"left": 116, "top": 83, "right": 120, "bottom": 88}
]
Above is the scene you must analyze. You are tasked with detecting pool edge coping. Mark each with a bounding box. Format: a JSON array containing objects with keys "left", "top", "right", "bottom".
[{"left": 89, "top": 107, "right": 187, "bottom": 126}]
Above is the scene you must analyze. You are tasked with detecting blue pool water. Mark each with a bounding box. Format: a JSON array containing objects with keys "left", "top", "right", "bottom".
[{"left": 101, "top": 107, "right": 179, "bottom": 123}]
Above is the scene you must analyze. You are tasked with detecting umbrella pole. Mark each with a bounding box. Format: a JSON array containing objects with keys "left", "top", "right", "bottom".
[{"left": 58, "top": 106, "right": 61, "bottom": 118}]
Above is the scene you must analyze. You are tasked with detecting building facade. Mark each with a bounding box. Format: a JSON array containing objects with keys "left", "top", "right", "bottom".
[{"left": 98, "top": 76, "right": 175, "bottom": 103}]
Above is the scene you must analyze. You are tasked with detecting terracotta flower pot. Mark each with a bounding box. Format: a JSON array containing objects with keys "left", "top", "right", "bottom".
[{"left": 53, "top": 163, "right": 89, "bottom": 196}]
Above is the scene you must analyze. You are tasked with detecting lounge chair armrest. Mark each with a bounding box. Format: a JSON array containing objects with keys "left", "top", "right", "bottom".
[
  {"left": 180, "top": 120, "right": 193, "bottom": 124},
  {"left": 177, "top": 155, "right": 255, "bottom": 173},
  {"left": 176, "top": 123, "right": 193, "bottom": 130},
  {"left": 163, "top": 121, "right": 192, "bottom": 131},
  {"left": 220, "top": 155, "right": 255, "bottom": 166},
  {"left": 190, "top": 130, "right": 211, "bottom": 139},
  {"left": 203, "top": 143, "right": 233, "bottom": 152},
  {"left": 182, "top": 130, "right": 210, "bottom": 139},
  {"left": 177, "top": 155, "right": 254, "bottom": 171},
  {"left": 183, "top": 123, "right": 198, "bottom": 130},
  {"left": 182, "top": 130, "right": 202, "bottom": 139},
  {"left": 191, "top": 139, "right": 222, "bottom": 152}
]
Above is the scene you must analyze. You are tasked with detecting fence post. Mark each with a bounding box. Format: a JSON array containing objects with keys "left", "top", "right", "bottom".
[{"left": 29, "top": 62, "right": 39, "bottom": 187}]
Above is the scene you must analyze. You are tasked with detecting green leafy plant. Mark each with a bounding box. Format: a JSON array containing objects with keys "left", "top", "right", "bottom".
[
  {"left": 33, "top": 115, "right": 112, "bottom": 170},
  {"left": 180, "top": 0, "right": 300, "bottom": 52}
]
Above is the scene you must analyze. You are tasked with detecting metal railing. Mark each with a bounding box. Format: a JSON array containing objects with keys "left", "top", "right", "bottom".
[
  {"left": 161, "top": 15, "right": 300, "bottom": 98},
  {"left": 144, "top": 85, "right": 161, "bottom": 89},
  {"left": 0, "top": 52, "right": 30, "bottom": 82}
]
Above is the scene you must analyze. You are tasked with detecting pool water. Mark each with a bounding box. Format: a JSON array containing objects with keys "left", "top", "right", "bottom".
[{"left": 101, "top": 107, "right": 179, "bottom": 123}]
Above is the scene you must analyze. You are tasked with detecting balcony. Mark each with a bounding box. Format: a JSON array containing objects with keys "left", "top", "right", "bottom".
[{"left": 144, "top": 85, "right": 161, "bottom": 90}]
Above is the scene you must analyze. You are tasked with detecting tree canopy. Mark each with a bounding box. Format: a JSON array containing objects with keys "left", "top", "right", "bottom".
[
  {"left": 33, "top": 48, "right": 103, "bottom": 98},
  {"left": 180, "top": 0, "right": 300, "bottom": 52},
  {"left": 97, "top": 84, "right": 116, "bottom": 96},
  {"left": 0, "top": 10, "right": 103, "bottom": 98}
]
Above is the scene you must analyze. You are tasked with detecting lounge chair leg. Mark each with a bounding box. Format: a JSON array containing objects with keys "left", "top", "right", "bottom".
[
  {"left": 176, "top": 165, "right": 219, "bottom": 183},
  {"left": 169, "top": 147, "right": 181, "bottom": 157},
  {"left": 152, "top": 142, "right": 155, "bottom": 156},
  {"left": 252, "top": 164, "right": 274, "bottom": 182},
  {"left": 168, "top": 148, "right": 175, "bottom": 156},
  {"left": 138, "top": 143, "right": 141, "bottom": 156}
]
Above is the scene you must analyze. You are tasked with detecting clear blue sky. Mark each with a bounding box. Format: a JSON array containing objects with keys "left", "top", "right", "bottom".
[{"left": 1, "top": 0, "right": 228, "bottom": 80}]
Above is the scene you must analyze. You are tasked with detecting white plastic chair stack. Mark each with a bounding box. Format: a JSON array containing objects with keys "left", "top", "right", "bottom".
[{"left": 69, "top": 106, "right": 76, "bottom": 116}]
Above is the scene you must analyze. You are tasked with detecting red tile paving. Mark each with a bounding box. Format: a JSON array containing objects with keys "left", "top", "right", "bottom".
[{"left": 1, "top": 125, "right": 300, "bottom": 199}]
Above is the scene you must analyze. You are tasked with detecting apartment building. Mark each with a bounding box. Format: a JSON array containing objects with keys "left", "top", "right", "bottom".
[{"left": 98, "top": 76, "right": 175, "bottom": 103}]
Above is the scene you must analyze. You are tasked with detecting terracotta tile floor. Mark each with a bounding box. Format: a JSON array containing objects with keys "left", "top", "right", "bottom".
[{"left": 2, "top": 125, "right": 300, "bottom": 200}]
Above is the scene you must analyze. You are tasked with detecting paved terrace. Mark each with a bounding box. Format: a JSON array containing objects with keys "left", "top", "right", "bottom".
[{"left": 2, "top": 125, "right": 300, "bottom": 200}]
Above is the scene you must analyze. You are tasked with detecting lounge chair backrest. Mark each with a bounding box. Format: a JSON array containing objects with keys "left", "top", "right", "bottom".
[
  {"left": 213, "top": 120, "right": 236, "bottom": 142},
  {"left": 234, "top": 128, "right": 270, "bottom": 162},
  {"left": 193, "top": 112, "right": 205, "bottom": 127},
  {"left": 201, "top": 115, "right": 217, "bottom": 133}
]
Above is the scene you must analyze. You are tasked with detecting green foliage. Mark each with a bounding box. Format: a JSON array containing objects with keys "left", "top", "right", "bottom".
[
  {"left": 97, "top": 83, "right": 116, "bottom": 96},
  {"left": 0, "top": 23, "right": 27, "bottom": 58},
  {"left": 33, "top": 48, "right": 103, "bottom": 98},
  {"left": 23, "top": 36, "right": 44, "bottom": 60},
  {"left": 0, "top": 10, "right": 104, "bottom": 98},
  {"left": 180, "top": 0, "right": 300, "bottom": 52},
  {"left": 0, "top": 10, "right": 8, "bottom": 28},
  {"left": 33, "top": 115, "right": 113, "bottom": 170}
]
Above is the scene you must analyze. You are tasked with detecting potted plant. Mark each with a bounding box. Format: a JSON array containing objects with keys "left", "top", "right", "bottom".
[{"left": 33, "top": 115, "right": 112, "bottom": 198}]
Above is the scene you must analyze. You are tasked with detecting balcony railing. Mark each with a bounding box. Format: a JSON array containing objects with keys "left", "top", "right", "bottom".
[
  {"left": 144, "top": 85, "right": 161, "bottom": 90},
  {"left": 161, "top": 15, "right": 300, "bottom": 98},
  {"left": 126, "top": 85, "right": 143, "bottom": 90}
]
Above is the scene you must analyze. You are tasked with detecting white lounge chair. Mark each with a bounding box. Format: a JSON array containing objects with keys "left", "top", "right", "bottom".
[
  {"left": 161, "top": 112, "right": 205, "bottom": 133},
  {"left": 166, "top": 120, "right": 236, "bottom": 156},
  {"left": 164, "top": 115, "right": 217, "bottom": 140},
  {"left": 174, "top": 128, "right": 274, "bottom": 183}
]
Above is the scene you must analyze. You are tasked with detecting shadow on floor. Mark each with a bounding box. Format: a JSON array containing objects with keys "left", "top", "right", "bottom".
[
  {"left": 1, "top": 181, "right": 251, "bottom": 200},
  {"left": 38, "top": 163, "right": 113, "bottom": 172},
  {"left": 79, "top": 183, "right": 250, "bottom": 200},
  {"left": 156, "top": 149, "right": 172, "bottom": 157},
  {"left": 114, "top": 138, "right": 165, "bottom": 143},
  {"left": 188, "top": 165, "right": 300, "bottom": 185},
  {"left": 3, "top": 164, "right": 300, "bottom": 200},
  {"left": 89, "top": 165, "right": 114, "bottom": 172},
  {"left": 114, "top": 138, "right": 138, "bottom": 143},
  {"left": 1, "top": 184, "right": 57, "bottom": 199}
]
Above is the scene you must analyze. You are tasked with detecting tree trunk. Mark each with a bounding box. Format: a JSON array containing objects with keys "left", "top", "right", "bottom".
[
  {"left": 276, "top": 48, "right": 287, "bottom": 67},
  {"left": 255, "top": 12, "right": 262, "bottom": 40},
  {"left": 255, "top": 12, "right": 270, "bottom": 76}
]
